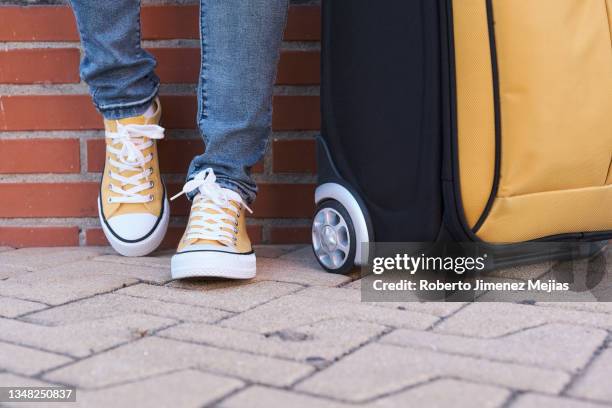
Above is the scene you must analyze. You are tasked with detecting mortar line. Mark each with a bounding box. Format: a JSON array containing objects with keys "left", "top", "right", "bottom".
[{"left": 559, "top": 332, "right": 612, "bottom": 396}]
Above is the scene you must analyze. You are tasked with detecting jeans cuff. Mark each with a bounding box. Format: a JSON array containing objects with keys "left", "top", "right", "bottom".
[
  {"left": 216, "top": 177, "right": 257, "bottom": 204},
  {"left": 97, "top": 85, "right": 159, "bottom": 120}
]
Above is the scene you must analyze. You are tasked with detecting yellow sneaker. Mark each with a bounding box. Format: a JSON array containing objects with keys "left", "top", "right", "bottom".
[
  {"left": 98, "top": 98, "right": 169, "bottom": 257},
  {"left": 170, "top": 169, "right": 256, "bottom": 279}
]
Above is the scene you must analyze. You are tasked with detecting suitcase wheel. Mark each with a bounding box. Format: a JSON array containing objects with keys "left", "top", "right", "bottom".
[{"left": 312, "top": 199, "right": 357, "bottom": 274}]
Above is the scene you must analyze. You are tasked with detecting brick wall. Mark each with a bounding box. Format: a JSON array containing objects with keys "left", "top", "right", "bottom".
[{"left": 0, "top": 0, "right": 320, "bottom": 248}]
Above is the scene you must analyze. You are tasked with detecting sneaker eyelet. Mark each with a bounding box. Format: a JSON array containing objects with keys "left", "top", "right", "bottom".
[
  {"left": 107, "top": 197, "right": 113, "bottom": 204},
  {"left": 150, "top": 181, "right": 154, "bottom": 188}
]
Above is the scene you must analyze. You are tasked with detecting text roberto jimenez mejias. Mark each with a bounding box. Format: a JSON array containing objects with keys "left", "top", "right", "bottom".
[{"left": 372, "top": 279, "right": 570, "bottom": 293}]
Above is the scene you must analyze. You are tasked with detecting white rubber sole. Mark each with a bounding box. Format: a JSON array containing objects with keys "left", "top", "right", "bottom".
[
  {"left": 98, "top": 196, "right": 170, "bottom": 257},
  {"left": 171, "top": 250, "right": 256, "bottom": 280}
]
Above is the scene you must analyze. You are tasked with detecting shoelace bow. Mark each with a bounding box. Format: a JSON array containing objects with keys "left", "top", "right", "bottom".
[
  {"left": 171, "top": 169, "right": 252, "bottom": 247},
  {"left": 106, "top": 123, "right": 165, "bottom": 204}
]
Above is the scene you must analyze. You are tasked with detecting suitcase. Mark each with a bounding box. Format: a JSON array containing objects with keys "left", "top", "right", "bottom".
[{"left": 312, "top": 0, "right": 612, "bottom": 273}]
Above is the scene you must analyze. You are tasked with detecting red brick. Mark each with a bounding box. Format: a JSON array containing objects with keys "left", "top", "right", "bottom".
[
  {"left": 272, "top": 139, "right": 316, "bottom": 173},
  {"left": 272, "top": 95, "right": 320, "bottom": 131},
  {"left": 252, "top": 183, "right": 316, "bottom": 219},
  {"left": 86, "top": 139, "right": 105, "bottom": 173},
  {"left": 0, "top": 139, "right": 80, "bottom": 174},
  {"left": 0, "top": 227, "right": 79, "bottom": 247},
  {"left": 158, "top": 95, "right": 197, "bottom": 129},
  {"left": 277, "top": 50, "right": 320, "bottom": 85},
  {"left": 269, "top": 226, "right": 311, "bottom": 244},
  {"left": 0, "top": 95, "right": 191, "bottom": 131},
  {"left": 150, "top": 48, "right": 200, "bottom": 84},
  {"left": 152, "top": 48, "right": 319, "bottom": 85},
  {"left": 0, "top": 94, "right": 318, "bottom": 132},
  {"left": 0, "top": 182, "right": 311, "bottom": 220},
  {"left": 285, "top": 5, "right": 321, "bottom": 41},
  {"left": 0, "top": 183, "right": 98, "bottom": 218},
  {"left": 141, "top": 5, "right": 199, "bottom": 40},
  {"left": 0, "top": 6, "right": 78, "bottom": 42},
  {"left": 0, "top": 49, "right": 80, "bottom": 84},
  {"left": 249, "top": 225, "right": 264, "bottom": 245},
  {"left": 0, "top": 95, "right": 101, "bottom": 131},
  {"left": 84, "top": 229, "right": 105, "bottom": 246},
  {"left": 87, "top": 138, "right": 261, "bottom": 174},
  {"left": 0, "top": 5, "right": 320, "bottom": 42},
  {"left": 86, "top": 224, "right": 262, "bottom": 248}
]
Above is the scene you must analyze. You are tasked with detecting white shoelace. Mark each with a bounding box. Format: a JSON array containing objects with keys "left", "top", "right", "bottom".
[
  {"left": 171, "top": 169, "right": 252, "bottom": 247},
  {"left": 106, "top": 123, "right": 165, "bottom": 204}
]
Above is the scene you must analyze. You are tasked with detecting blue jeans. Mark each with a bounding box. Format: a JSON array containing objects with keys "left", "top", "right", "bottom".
[{"left": 69, "top": 0, "right": 289, "bottom": 203}]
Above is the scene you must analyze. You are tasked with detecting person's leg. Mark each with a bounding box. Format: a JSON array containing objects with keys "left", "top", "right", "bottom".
[
  {"left": 69, "top": 0, "right": 169, "bottom": 256},
  {"left": 188, "top": 0, "right": 290, "bottom": 203},
  {"left": 69, "top": 0, "right": 160, "bottom": 119},
  {"left": 171, "top": 0, "right": 289, "bottom": 279}
]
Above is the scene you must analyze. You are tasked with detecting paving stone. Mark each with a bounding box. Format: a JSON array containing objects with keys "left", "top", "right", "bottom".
[
  {"left": 3, "top": 246, "right": 608, "bottom": 407},
  {"left": 536, "top": 302, "right": 612, "bottom": 315},
  {"left": 0, "top": 373, "right": 51, "bottom": 387},
  {"left": 167, "top": 278, "right": 256, "bottom": 291},
  {"left": 160, "top": 318, "right": 387, "bottom": 362},
  {"left": 74, "top": 370, "right": 243, "bottom": 408},
  {"left": 253, "top": 257, "right": 350, "bottom": 287},
  {"left": 483, "top": 261, "right": 553, "bottom": 280},
  {"left": 45, "top": 337, "right": 313, "bottom": 388},
  {"left": 299, "top": 286, "right": 466, "bottom": 318},
  {"left": 0, "top": 247, "right": 112, "bottom": 271},
  {"left": 254, "top": 244, "right": 305, "bottom": 259},
  {"left": 119, "top": 281, "right": 302, "bottom": 313},
  {"left": 342, "top": 279, "right": 363, "bottom": 290},
  {"left": 296, "top": 343, "right": 569, "bottom": 401},
  {"left": 0, "top": 314, "right": 176, "bottom": 358},
  {"left": 0, "top": 261, "right": 154, "bottom": 305},
  {"left": 23, "top": 293, "right": 231, "bottom": 326},
  {"left": 92, "top": 258, "right": 172, "bottom": 284},
  {"left": 0, "top": 341, "right": 72, "bottom": 376},
  {"left": 221, "top": 293, "right": 438, "bottom": 333},
  {"left": 511, "top": 394, "right": 607, "bottom": 408},
  {"left": 0, "top": 264, "right": 29, "bottom": 280},
  {"left": 93, "top": 254, "right": 171, "bottom": 270},
  {"left": 380, "top": 323, "right": 606, "bottom": 372},
  {"left": 0, "top": 297, "right": 47, "bottom": 318},
  {"left": 220, "top": 386, "right": 352, "bottom": 408},
  {"left": 435, "top": 303, "right": 612, "bottom": 338},
  {"left": 568, "top": 348, "right": 612, "bottom": 403},
  {"left": 279, "top": 246, "right": 319, "bottom": 265},
  {"left": 370, "top": 378, "right": 510, "bottom": 408}
]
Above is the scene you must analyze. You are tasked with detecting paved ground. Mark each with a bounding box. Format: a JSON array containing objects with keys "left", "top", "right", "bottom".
[{"left": 0, "top": 245, "right": 610, "bottom": 408}]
